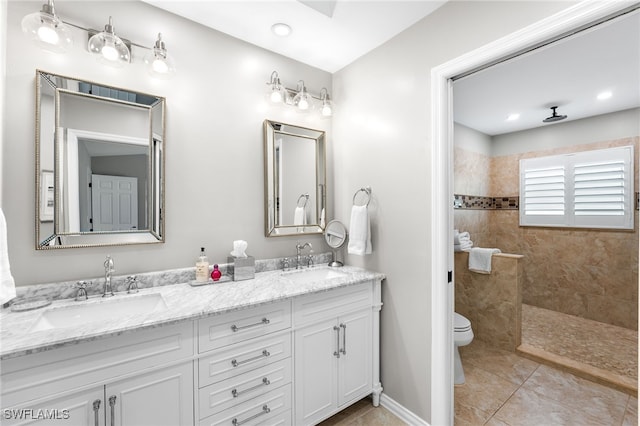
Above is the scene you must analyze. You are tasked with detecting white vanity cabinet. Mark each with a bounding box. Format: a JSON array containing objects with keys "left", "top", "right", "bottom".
[
  {"left": 0, "top": 322, "right": 194, "bottom": 426},
  {"left": 293, "top": 282, "right": 382, "bottom": 426},
  {"left": 196, "top": 300, "right": 293, "bottom": 426}
]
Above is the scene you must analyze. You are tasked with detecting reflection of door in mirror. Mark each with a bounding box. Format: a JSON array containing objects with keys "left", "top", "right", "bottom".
[
  {"left": 275, "top": 134, "right": 317, "bottom": 227},
  {"left": 57, "top": 91, "right": 149, "bottom": 235}
]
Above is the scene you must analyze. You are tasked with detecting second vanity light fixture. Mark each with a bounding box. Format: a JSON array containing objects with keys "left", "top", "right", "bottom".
[
  {"left": 21, "top": 0, "right": 176, "bottom": 78},
  {"left": 267, "top": 71, "right": 333, "bottom": 117}
]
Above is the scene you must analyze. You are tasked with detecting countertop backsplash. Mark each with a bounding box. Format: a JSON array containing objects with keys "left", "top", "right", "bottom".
[{"left": 5, "top": 252, "right": 333, "bottom": 307}]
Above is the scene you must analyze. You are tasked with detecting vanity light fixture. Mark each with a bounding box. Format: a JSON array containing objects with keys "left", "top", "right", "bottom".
[
  {"left": 21, "top": 0, "right": 73, "bottom": 53},
  {"left": 21, "top": 4, "right": 175, "bottom": 78},
  {"left": 293, "top": 80, "right": 311, "bottom": 111},
  {"left": 320, "top": 88, "right": 333, "bottom": 117},
  {"left": 266, "top": 71, "right": 333, "bottom": 116},
  {"left": 144, "top": 33, "right": 176, "bottom": 78},
  {"left": 88, "top": 17, "right": 131, "bottom": 67}
]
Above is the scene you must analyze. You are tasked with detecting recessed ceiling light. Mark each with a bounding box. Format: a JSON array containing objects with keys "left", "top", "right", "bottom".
[
  {"left": 507, "top": 113, "right": 520, "bottom": 121},
  {"left": 271, "top": 23, "right": 292, "bottom": 37},
  {"left": 597, "top": 91, "right": 612, "bottom": 100}
]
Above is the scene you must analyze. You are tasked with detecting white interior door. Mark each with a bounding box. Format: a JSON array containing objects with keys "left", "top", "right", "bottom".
[{"left": 91, "top": 174, "right": 138, "bottom": 232}]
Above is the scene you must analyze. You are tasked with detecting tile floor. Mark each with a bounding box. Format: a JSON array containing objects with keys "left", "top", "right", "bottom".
[
  {"left": 456, "top": 339, "right": 638, "bottom": 425},
  {"left": 318, "top": 397, "right": 405, "bottom": 426}
]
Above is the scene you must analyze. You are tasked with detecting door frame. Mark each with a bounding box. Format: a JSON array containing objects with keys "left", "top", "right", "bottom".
[{"left": 429, "top": 2, "right": 637, "bottom": 424}]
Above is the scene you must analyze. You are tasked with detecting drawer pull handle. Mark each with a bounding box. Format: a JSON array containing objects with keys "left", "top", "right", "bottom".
[
  {"left": 231, "top": 377, "right": 271, "bottom": 398},
  {"left": 231, "top": 317, "right": 270, "bottom": 332},
  {"left": 232, "top": 405, "right": 271, "bottom": 426},
  {"left": 333, "top": 325, "right": 340, "bottom": 358},
  {"left": 92, "top": 399, "right": 101, "bottom": 426},
  {"left": 231, "top": 349, "right": 270, "bottom": 367}
]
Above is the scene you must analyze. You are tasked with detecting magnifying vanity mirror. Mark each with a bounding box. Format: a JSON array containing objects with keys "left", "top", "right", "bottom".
[
  {"left": 35, "top": 70, "right": 165, "bottom": 249},
  {"left": 263, "top": 120, "right": 326, "bottom": 237},
  {"left": 324, "top": 220, "right": 348, "bottom": 267}
]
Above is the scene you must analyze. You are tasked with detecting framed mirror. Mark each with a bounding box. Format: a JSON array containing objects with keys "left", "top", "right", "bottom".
[
  {"left": 35, "top": 70, "right": 165, "bottom": 249},
  {"left": 263, "top": 120, "right": 326, "bottom": 237}
]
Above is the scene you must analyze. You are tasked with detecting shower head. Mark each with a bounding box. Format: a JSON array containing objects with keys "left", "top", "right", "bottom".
[{"left": 543, "top": 106, "right": 567, "bottom": 123}]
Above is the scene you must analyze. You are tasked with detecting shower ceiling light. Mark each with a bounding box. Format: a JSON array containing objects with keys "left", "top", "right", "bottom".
[
  {"left": 542, "top": 106, "right": 567, "bottom": 123},
  {"left": 507, "top": 113, "right": 520, "bottom": 121},
  {"left": 271, "top": 23, "right": 292, "bottom": 37},
  {"left": 597, "top": 91, "right": 613, "bottom": 100},
  {"left": 21, "top": 0, "right": 73, "bottom": 53}
]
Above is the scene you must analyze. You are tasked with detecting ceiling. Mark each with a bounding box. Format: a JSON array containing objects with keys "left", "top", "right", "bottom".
[
  {"left": 453, "top": 9, "right": 640, "bottom": 136},
  {"left": 142, "top": 1, "right": 639, "bottom": 136},
  {"left": 141, "top": 0, "right": 446, "bottom": 73}
]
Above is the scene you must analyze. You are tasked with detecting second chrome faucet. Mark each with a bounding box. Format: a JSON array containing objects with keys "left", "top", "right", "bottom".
[{"left": 103, "top": 255, "right": 115, "bottom": 297}]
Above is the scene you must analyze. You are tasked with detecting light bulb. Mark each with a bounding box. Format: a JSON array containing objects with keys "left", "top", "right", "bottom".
[
  {"left": 101, "top": 44, "right": 119, "bottom": 61},
  {"left": 37, "top": 25, "right": 59, "bottom": 44},
  {"left": 152, "top": 59, "right": 169, "bottom": 74},
  {"left": 298, "top": 97, "right": 309, "bottom": 110},
  {"left": 270, "top": 90, "right": 283, "bottom": 103},
  {"left": 144, "top": 33, "right": 176, "bottom": 79},
  {"left": 322, "top": 104, "right": 332, "bottom": 117}
]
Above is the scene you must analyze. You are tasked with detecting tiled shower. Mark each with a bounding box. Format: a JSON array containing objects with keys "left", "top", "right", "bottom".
[{"left": 453, "top": 132, "right": 639, "bottom": 393}]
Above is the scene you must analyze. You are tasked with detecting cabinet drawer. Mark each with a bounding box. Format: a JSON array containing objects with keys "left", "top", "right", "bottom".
[
  {"left": 199, "top": 332, "right": 291, "bottom": 387},
  {"left": 199, "top": 301, "right": 291, "bottom": 353},
  {"left": 199, "top": 358, "right": 292, "bottom": 419},
  {"left": 293, "top": 283, "right": 372, "bottom": 327},
  {"left": 1, "top": 321, "right": 194, "bottom": 408},
  {"left": 199, "top": 384, "right": 292, "bottom": 426}
]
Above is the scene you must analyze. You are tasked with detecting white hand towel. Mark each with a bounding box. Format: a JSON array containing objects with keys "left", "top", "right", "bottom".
[
  {"left": 468, "top": 247, "right": 501, "bottom": 274},
  {"left": 347, "top": 205, "right": 372, "bottom": 255},
  {"left": 0, "top": 208, "right": 16, "bottom": 305},
  {"left": 294, "top": 206, "right": 305, "bottom": 226}
]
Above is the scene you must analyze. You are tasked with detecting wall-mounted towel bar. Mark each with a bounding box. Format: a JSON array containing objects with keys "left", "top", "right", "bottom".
[{"left": 353, "top": 187, "right": 372, "bottom": 207}]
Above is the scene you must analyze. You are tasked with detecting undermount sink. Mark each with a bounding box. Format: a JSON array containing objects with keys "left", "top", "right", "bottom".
[
  {"left": 30, "top": 293, "right": 167, "bottom": 332},
  {"left": 281, "top": 267, "right": 348, "bottom": 284}
]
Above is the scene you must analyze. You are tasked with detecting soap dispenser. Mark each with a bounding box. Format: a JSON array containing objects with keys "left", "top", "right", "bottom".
[{"left": 195, "top": 247, "right": 210, "bottom": 283}]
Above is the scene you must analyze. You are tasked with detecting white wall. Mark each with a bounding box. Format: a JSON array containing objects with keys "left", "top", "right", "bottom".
[
  {"left": 3, "top": 1, "right": 331, "bottom": 285},
  {"left": 454, "top": 122, "right": 492, "bottom": 155},
  {"left": 332, "top": 1, "right": 574, "bottom": 422},
  {"left": 0, "top": 0, "right": 6, "bottom": 205},
  {"left": 491, "top": 107, "right": 640, "bottom": 156}
]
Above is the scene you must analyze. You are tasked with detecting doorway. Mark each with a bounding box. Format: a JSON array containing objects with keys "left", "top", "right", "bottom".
[{"left": 430, "top": 2, "right": 639, "bottom": 424}]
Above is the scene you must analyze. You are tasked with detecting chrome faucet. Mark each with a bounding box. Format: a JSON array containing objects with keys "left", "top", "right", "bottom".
[
  {"left": 75, "top": 281, "right": 90, "bottom": 301},
  {"left": 295, "top": 242, "right": 313, "bottom": 269},
  {"left": 103, "top": 255, "right": 115, "bottom": 297}
]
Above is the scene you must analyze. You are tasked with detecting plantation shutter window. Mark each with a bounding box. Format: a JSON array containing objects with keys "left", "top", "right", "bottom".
[{"left": 520, "top": 146, "right": 634, "bottom": 229}]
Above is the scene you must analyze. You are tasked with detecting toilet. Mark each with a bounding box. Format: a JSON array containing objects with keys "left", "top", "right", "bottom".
[{"left": 454, "top": 312, "right": 474, "bottom": 385}]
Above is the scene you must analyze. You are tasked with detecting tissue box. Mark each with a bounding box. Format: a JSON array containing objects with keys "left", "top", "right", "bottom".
[{"left": 227, "top": 256, "right": 255, "bottom": 281}]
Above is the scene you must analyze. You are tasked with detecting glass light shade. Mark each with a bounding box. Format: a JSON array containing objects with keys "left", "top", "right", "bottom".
[
  {"left": 88, "top": 17, "right": 130, "bottom": 67},
  {"left": 321, "top": 100, "right": 333, "bottom": 117},
  {"left": 144, "top": 34, "right": 176, "bottom": 79},
  {"left": 293, "top": 81, "right": 312, "bottom": 111},
  {"left": 21, "top": 1, "right": 73, "bottom": 53},
  {"left": 267, "top": 71, "right": 287, "bottom": 104}
]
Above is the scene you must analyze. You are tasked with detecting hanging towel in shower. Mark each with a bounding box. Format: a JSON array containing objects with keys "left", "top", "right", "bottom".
[
  {"left": 348, "top": 205, "right": 372, "bottom": 255},
  {"left": 468, "top": 247, "right": 501, "bottom": 274},
  {"left": 0, "top": 208, "right": 16, "bottom": 305},
  {"left": 294, "top": 206, "right": 306, "bottom": 226}
]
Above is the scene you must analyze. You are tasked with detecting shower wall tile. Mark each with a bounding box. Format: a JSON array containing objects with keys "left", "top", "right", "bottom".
[
  {"left": 455, "top": 251, "right": 523, "bottom": 351},
  {"left": 454, "top": 146, "right": 491, "bottom": 196},
  {"left": 485, "top": 137, "right": 639, "bottom": 330}
]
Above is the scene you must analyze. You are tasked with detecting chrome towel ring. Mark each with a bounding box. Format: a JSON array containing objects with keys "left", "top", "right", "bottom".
[
  {"left": 297, "top": 193, "right": 309, "bottom": 208},
  {"left": 352, "top": 187, "right": 372, "bottom": 207}
]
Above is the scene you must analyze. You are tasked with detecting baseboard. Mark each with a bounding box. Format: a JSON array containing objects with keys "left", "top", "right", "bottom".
[{"left": 379, "top": 393, "right": 430, "bottom": 426}]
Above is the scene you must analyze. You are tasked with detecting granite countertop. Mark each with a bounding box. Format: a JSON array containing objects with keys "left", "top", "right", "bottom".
[{"left": 0, "top": 266, "right": 384, "bottom": 360}]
